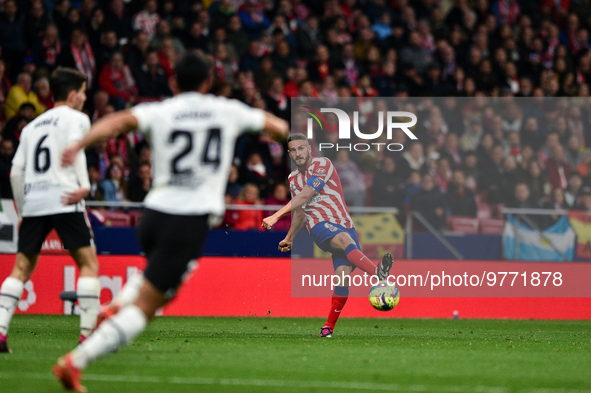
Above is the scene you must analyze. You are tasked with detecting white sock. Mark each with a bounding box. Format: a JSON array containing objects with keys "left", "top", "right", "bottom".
[
  {"left": 70, "top": 305, "right": 147, "bottom": 369},
  {"left": 115, "top": 272, "right": 143, "bottom": 307},
  {"left": 0, "top": 277, "right": 24, "bottom": 338},
  {"left": 77, "top": 277, "right": 100, "bottom": 338}
]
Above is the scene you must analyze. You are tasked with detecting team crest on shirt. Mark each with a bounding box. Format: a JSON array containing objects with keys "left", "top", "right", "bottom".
[
  {"left": 324, "top": 223, "right": 338, "bottom": 232},
  {"left": 312, "top": 178, "right": 322, "bottom": 188}
]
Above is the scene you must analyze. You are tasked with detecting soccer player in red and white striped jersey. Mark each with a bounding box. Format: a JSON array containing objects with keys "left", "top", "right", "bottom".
[{"left": 263, "top": 133, "right": 393, "bottom": 338}]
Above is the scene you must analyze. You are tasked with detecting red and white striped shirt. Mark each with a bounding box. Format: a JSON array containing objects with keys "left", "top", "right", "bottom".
[{"left": 289, "top": 157, "right": 354, "bottom": 232}]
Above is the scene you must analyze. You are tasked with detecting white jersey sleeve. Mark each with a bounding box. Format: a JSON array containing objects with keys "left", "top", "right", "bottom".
[
  {"left": 11, "top": 133, "right": 26, "bottom": 169},
  {"left": 225, "top": 99, "right": 265, "bottom": 133},
  {"left": 131, "top": 102, "right": 159, "bottom": 136}
]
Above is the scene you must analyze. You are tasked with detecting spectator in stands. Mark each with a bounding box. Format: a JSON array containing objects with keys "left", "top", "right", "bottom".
[
  {"left": 227, "top": 14, "right": 250, "bottom": 58},
  {"left": 135, "top": 51, "right": 173, "bottom": 98},
  {"left": 126, "top": 31, "right": 150, "bottom": 80},
  {"left": 411, "top": 173, "right": 447, "bottom": 231},
  {"left": 96, "top": 29, "right": 122, "bottom": 73},
  {"left": 501, "top": 155, "right": 527, "bottom": 200},
  {"left": 59, "top": 28, "right": 96, "bottom": 89},
  {"left": 439, "top": 132, "right": 462, "bottom": 166},
  {"left": 25, "top": 0, "right": 50, "bottom": 48},
  {"left": 99, "top": 52, "right": 138, "bottom": 111},
  {"left": 460, "top": 118, "right": 483, "bottom": 152},
  {"left": 101, "top": 163, "right": 128, "bottom": 204},
  {"left": 35, "top": 77, "right": 53, "bottom": 110},
  {"left": 183, "top": 21, "right": 208, "bottom": 53},
  {"left": 240, "top": 152, "right": 272, "bottom": 198},
  {"left": 87, "top": 164, "right": 105, "bottom": 202},
  {"left": 575, "top": 186, "right": 591, "bottom": 213},
  {"left": 226, "top": 163, "right": 243, "bottom": 199},
  {"left": 5, "top": 73, "right": 45, "bottom": 121},
  {"left": 565, "top": 172, "right": 583, "bottom": 208},
  {"left": 3, "top": 103, "right": 35, "bottom": 147},
  {"left": 434, "top": 157, "right": 453, "bottom": 193},
  {"left": 214, "top": 43, "right": 239, "bottom": 86},
  {"left": 133, "top": 0, "right": 160, "bottom": 41},
  {"left": 33, "top": 24, "right": 62, "bottom": 76},
  {"left": 546, "top": 144, "right": 572, "bottom": 190},
  {"left": 564, "top": 134, "right": 585, "bottom": 168},
  {"left": 372, "top": 156, "right": 405, "bottom": 207},
  {"left": 150, "top": 19, "right": 185, "bottom": 55},
  {"left": 400, "top": 141, "right": 427, "bottom": 178},
  {"left": 509, "top": 182, "right": 534, "bottom": 209},
  {"left": 0, "top": 59, "right": 11, "bottom": 123},
  {"left": 87, "top": 7, "right": 108, "bottom": 49},
  {"left": 158, "top": 37, "right": 180, "bottom": 77},
  {"left": 128, "top": 163, "right": 152, "bottom": 202},
  {"left": 0, "top": 0, "right": 27, "bottom": 74},
  {"left": 106, "top": 0, "right": 132, "bottom": 40},
  {"left": 460, "top": 151, "right": 479, "bottom": 191},
  {"left": 446, "top": 169, "right": 477, "bottom": 217},
  {"left": 334, "top": 149, "right": 367, "bottom": 207},
  {"left": 0, "top": 139, "right": 13, "bottom": 198},
  {"left": 264, "top": 183, "right": 291, "bottom": 231},
  {"left": 541, "top": 187, "right": 569, "bottom": 226},
  {"left": 239, "top": 0, "right": 271, "bottom": 40},
  {"left": 264, "top": 75, "right": 289, "bottom": 120},
  {"left": 481, "top": 144, "right": 505, "bottom": 204},
  {"left": 527, "top": 160, "right": 549, "bottom": 204},
  {"left": 234, "top": 183, "right": 263, "bottom": 231}
]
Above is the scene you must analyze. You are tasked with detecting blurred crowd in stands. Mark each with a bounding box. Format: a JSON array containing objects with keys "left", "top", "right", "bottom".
[{"left": 0, "top": 0, "right": 591, "bottom": 231}]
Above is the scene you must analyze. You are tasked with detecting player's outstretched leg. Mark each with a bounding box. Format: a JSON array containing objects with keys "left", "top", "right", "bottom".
[
  {"left": 376, "top": 253, "right": 393, "bottom": 280},
  {"left": 53, "top": 280, "right": 164, "bottom": 391},
  {"left": 344, "top": 243, "right": 380, "bottom": 276},
  {"left": 77, "top": 277, "right": 100, "bottom": 343},
  {"left": 319, "top": 286, "right": 349, "bottom": 338},
  {"left": 0, "top": 277, "right": 24, "bottom": 353},
  {"left": 96, "top": 272, "right": 144, "bottom": 328}
]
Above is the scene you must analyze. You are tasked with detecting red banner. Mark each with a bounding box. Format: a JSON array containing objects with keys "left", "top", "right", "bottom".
[{"left": 0, "top": 254, "right": 590, "bottom": 320}]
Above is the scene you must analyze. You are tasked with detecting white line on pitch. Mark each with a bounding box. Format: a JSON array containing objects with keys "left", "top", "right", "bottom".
[{"left": 1, "top": 372, "right": 590, "bottom": 393}]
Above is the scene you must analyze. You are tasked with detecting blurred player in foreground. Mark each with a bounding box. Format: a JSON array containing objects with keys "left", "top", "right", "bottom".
[
  {"left": 262, "top": 133, "right": 393, "bottom": 338},
  {"left": 0, "top": 68, "right": 100, "bottom": 353},
  {"left": 53, "top": 52, "right": 289, "bottom": 392}
]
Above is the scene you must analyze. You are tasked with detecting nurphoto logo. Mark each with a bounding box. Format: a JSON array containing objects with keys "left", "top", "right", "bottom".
[{"left": 302, "top": 105, "right": 418, "bottom": 152}]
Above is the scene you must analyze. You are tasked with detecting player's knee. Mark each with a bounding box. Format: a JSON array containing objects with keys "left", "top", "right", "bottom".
[{"left": 11, "top": 254, "right": 36, "bottom": 281}]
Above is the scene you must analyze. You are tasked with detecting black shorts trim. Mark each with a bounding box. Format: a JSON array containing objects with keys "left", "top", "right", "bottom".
[
  {"left": 138, "top": 209, "right": 209, "bottom": 299},
  {"left": 18, "top": 212, "right": 94, "bottom": 254}
]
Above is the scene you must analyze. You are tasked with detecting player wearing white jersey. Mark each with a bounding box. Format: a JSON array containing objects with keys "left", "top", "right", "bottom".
[
  {"left": 52, "top": 52, "right": 289, "bottom": 392},
  {"left": 0, "top": 68, "right": 100, "bottom": 353}
]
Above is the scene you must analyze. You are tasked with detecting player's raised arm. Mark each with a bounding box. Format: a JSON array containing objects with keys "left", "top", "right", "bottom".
[
  {"left": 262, "top": 112, "right": 289, "bottom": 141},
  {"left": 61, "top": 111, "right": 138, "bottom": 167},
  {"left": 262, "top": 200, "right": 292, "bottom": 230}
]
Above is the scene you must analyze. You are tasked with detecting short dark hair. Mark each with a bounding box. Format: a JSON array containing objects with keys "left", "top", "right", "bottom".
[
  {"left": 288, "top": 133, "right": 309, "bottom": 144},
  {"left": 50, "top": 67, "right": 86, "bottom": 102},
  {"left": 175, "top": 52, "right": 211, "bottom": 92}
]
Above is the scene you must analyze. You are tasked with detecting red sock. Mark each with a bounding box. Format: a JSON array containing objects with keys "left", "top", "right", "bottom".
[
  {"left": 346, "top": 248, "right": 378, "bottom": 275},
  {"left": 324, "top": 295, "right": 348, "bottom": 329}
]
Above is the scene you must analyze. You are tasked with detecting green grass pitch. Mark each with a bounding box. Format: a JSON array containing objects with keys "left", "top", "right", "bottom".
[{"left": 1, "top": 315, "right": 590, "bottom": 393}]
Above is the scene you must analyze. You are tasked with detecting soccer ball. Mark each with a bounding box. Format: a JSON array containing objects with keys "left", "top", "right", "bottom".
[{"left": 368, "top": 280, "right": 400, "bottom": 311}]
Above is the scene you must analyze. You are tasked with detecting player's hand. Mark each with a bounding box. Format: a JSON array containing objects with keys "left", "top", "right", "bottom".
[
  {"left": 262, "top": 215, "right": 278, "bottom": 230},
  {"left": 61, "top": 143, "right": 80, "bottom": 167},
  {"left": 61, "top": 187, "right": 89, "bottom": 205},
  {"left": 278, "top": 238, "right": 292, "bottom": 252}
]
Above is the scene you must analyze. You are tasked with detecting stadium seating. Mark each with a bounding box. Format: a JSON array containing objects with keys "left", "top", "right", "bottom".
[
  {"left": 446, "top": 216, "right": 480, "bottom": 234},
  {"left": 479, "top": 218, "right": 506, "bottom": 235}
]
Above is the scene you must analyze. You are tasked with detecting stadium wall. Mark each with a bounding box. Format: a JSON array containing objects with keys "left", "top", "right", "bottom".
[{"left": 0, "top": 254, "right": 590, "bottom": 320}]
